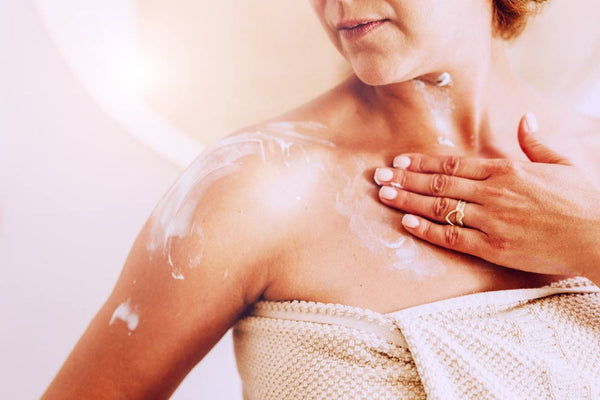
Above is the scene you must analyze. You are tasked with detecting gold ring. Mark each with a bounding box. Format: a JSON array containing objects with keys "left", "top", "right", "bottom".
[{"left": 445, "top": 200, "right": 466, "bottom": 227}]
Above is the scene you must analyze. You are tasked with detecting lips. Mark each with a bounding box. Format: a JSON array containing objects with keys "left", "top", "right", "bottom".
[{"left": 337, "top": 19, "right": 388, "bottom": 40}]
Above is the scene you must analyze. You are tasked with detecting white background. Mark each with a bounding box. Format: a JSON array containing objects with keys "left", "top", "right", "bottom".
[
  {"left": 1, "top": 2, "right": 239, "bottom": 399},
  {"left": 1, "top": 1, "right": 599, "bottom": 399}
]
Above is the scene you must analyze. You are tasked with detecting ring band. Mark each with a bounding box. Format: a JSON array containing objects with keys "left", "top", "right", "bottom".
[{"left": 445, "top": 200, "right": 466, "bottom": 227}]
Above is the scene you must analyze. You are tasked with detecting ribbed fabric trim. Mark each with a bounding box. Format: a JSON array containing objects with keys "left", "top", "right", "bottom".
[
  {"left": 248, "top": 277, "right": 600, "bottom": 347},
  {"left": 387, "top": 285, "right": 600, "bottom": 320},
  {"left": 250, "top": 301, "right": 408, "bottom": 347}
]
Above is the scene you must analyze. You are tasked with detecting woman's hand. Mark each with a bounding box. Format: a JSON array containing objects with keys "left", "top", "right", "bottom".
[{"left": 373, "top": 113, "right": 600, "bottom": 280}]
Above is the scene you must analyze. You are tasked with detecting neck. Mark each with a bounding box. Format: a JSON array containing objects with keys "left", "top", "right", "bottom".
[{"left": 356, "top": 39, "right": 528, "bottom": 155}]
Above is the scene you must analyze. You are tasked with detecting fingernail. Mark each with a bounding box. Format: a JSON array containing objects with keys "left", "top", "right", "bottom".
[
  {"left": 374, "top": 168, "right": 394, "bottom": 185},
  {"left": 379, "top": 186, "right": 398, "bottom": 200},
  {"left": 393, "top": 156, "right": 411, "bottom": 170},
  {"left": 524, "top": 112, "right": 538, "bottom": 134},
  {"left": 402, "top": 214, "right": 420, "bottom": 229}
]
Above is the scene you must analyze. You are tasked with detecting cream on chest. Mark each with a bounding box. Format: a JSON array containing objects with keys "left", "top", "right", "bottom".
[{"left": 265, "top": 151, "right": 562, "bottom": 311}]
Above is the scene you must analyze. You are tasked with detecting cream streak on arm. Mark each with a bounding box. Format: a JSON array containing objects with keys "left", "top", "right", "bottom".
[
  {"left": 109, "top": 298, "right": 139, "bottom": 334},
  {"left": 42, "top": 122, "right": 336, "bottom": 400}
]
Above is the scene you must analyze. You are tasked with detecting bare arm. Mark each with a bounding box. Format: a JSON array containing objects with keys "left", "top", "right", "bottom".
[{"left": 42, "top": 144, "right": 285, "bottom": 399}]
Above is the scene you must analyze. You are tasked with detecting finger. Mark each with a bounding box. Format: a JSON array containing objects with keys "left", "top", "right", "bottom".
[
  {"left": 401, "top": 214, "right": 490, "bottom": 257},
  {"left": 374, "top": 167, "right": 482, "bottom": 203},
  {"left": 378, "top": 186, "right": 484, "bottom": 230},
  {"left": 392, "top": 153, "right": 493, "bottom": 179},
  {"left": 518, "top": 112, "right": 572, "bottom": 166}
]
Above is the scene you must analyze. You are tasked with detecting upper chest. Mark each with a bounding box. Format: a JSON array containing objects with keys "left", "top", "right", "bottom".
[
  {"left": 255, "top": 114, "right": 597, "bottom": 311},
  {"left": 262, "top": 150, "right": 560, "bottom": 313}
]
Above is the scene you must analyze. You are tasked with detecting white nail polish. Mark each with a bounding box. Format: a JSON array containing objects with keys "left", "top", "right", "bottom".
[
  {"left": 393, "top": 156, "right": 411, "bottom": 170},
  {"left": 380, "top": 186, "right": 398, "bottom": 200},
  {"left": 525, "top": 112, "right": 538, "bottom": 134},
  {"left": 374, "top": 168, "right": 394, "bottom": 184},
  {"left": 402, "top": 214, "right": 420, "bottom": 229}
]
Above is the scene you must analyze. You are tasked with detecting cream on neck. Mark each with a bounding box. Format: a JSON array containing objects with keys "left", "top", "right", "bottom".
[{"left": 360, "top": 39, "right": 523, "bottom": 153}]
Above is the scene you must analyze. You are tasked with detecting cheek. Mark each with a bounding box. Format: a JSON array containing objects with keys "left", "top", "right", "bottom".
[
  {"left": 397, "top": 0, "right": 466, "bottom": 48},
  {"left": 309, "top": 1, "right": 344, "bottom": 53},
  {"left": 307, "top": 0, "right": 329, "bottom": 28},
  {"left": 308, "top": 0, "right": 325, "bottom": 12}
]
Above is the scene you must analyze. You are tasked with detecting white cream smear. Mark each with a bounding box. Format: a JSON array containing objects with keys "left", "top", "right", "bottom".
[
  {"left": 146, "top": 122, "right": 335, "bottom": 280},
  {"left": 110, "top": 298, "right": 139, "bottom": 334},
  {"left": 435, "top": 72, "right": 452, "bottom": 87},
  {"left": 147, "top": 119, "right": 446, "bottom": 281},
  {"left": 334, "top": 159, "right": 445, "bottom": 277},
  {"left": 413, "top": 73, "right": 457, "bottom": 149}
]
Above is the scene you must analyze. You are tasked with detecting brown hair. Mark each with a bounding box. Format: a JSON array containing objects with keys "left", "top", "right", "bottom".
[{"left": 493, "top": 0, "right": 549, "bottom": 40}]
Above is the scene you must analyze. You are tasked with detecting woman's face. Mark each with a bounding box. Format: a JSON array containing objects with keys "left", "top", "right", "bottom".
[{"left": 309, "top": 0, "right": 492, "bottom": 85}]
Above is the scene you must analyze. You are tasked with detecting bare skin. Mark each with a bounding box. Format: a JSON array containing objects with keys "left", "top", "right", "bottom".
[
  {"left": 42, "top": 0, "right": 600, "bottom": 398},
  {"left": 262, "top": 75, "right": 599, "bottom": 311},
  {"left": 374, "top": 114, "right": 600, "bottom": 285},
  {"left": 42, "top": 75, "right": 599, "bottom": 399}
]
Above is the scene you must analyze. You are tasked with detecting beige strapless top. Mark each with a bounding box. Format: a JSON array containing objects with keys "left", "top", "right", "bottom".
[{"left": 233, "top": 277, "right": 600, "bottom": 400}]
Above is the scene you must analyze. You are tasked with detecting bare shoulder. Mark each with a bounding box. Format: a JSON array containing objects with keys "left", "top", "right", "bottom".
[
  {"left": 41, "top": 124, "right": 337, "bottom": 399},
  {"left": 579, "top": 114, "right": 600, "bottom": 144},
  {"left": 542, "top": 104, "right": 600, "bottom": 149},
  {"left": 569, "top": 113, "right": 600, "bottom": 155},
  {"left": 569, "top": 113, "right": 600, "bottom": 182},
  {"left": 144, "top": 122, "right": 340, "bottom": 288},
  {"left": 263, "top": 75, "right": 364, "bottom": 143}
]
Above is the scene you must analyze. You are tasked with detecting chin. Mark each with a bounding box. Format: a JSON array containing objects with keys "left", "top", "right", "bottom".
[{"left": 351, "top": 58, "right": 411, "bottom": 86}]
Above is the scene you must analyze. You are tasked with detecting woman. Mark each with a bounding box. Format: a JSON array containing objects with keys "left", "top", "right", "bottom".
[{"left": 43, "top": 0, "right": 600, "bottom": 399}]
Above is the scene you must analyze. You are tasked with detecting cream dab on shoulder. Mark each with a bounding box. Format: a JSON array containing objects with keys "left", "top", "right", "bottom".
[{"left": 146, "top": 121, "right": 335, "bottom": 280}]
